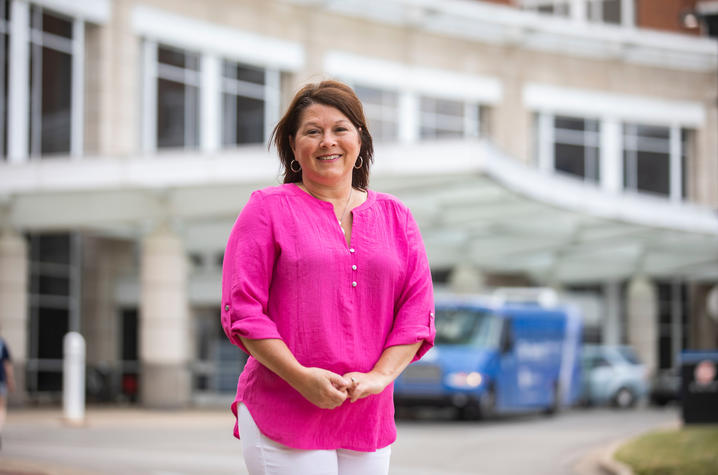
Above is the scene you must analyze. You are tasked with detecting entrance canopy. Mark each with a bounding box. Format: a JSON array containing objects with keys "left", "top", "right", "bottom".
[{"left": 2, "top": 140, "right": 717, "bottom": 285}]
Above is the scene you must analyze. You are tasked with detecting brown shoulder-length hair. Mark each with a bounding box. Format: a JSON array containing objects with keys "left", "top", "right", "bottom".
[{"left": 271, "top": 80, "right": 373, "bottom": 190}]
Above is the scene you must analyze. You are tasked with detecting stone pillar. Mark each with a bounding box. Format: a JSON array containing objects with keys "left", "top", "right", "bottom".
[
  {"left": 626, "top": 276, "right": 658, "bottom": 376},
  {"left": 0, "top": 230, "right": 28, "bottom": 404},
  {"left": 448, "top": 264, "right": 485, "bottom": 295},
  {"left": 139, "top": 225, "right": 190, "bottom": 408},
  {"left": 602, "top": 281, "right": 622, "bottom": 345}
]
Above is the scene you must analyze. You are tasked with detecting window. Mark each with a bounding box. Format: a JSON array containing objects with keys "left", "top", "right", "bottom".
[
  {"left": 354, "top": 85, "right": 399, "bottom": 142},
  {"left": 156, "top": 45, "right": 200, "bottom": 149},
  {"left": 588, "top": 0, "right": 621, "bottom": 24},
  {"left": 521, "top": 0, "right": 570, "bottom": 17},
  {"left": 28, "top": 233, "right": 80, "bottom": 396},
  {"left": 553, "top": 116, "right": 600, "bottom": 182},
  {"left": 29, "top": 6, "right": 73, "bottom": 157},
  {"left": 623, "top": 124, "right": 671, "bottom": 196},
  {"left": 222, "top": 60, "right": 266, "bottom": 145},
  {"left": 419, "top": 96, "right": 481, "bottom": 140}
]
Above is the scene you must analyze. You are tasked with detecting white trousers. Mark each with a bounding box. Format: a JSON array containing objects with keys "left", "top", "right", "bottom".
[{"left": 238, "top": 404, "right": 391, "bottom": 475}]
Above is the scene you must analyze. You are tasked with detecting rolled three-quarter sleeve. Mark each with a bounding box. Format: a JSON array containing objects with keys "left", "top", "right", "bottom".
[
  {"left": 384, "top": 209, "right": 435, "bottom": 362},
  {"left": 221, "top": 191, "right": 283, "bottom": 354}
]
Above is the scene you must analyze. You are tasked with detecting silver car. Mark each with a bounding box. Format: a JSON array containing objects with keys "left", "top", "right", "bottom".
[{"left": 580, "top": 345, "right": 648, "bottom": 408}]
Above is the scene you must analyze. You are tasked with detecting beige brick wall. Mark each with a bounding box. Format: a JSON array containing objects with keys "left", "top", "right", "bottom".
[{"left": 87, "top": 0, "right": 718, "bottom": 206}]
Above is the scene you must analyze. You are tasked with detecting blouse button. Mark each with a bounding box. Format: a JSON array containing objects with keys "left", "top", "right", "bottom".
[
  {"left": 352, "top": 281, "right": 357, "bottom": 287},
  {"left": 349, "top": 248, "right": 355, "bottom": 253},
  {"left": 352, "top": 265, "right": 357, "bottom": 270},
  {"left": 224, "top": 305, "right": 230, "bottom": 312}
]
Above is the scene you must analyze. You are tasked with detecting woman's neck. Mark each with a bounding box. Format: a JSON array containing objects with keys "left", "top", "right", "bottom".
[{"left": 299, "top": 179, "right": 353, "bottom": 202}]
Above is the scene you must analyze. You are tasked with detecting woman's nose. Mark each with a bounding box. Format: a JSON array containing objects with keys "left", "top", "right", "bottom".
[{"left": 319, "top": 132, "right": 337, "bottom": 147}]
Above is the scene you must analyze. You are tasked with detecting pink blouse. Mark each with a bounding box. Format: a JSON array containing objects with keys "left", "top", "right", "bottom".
[{"left": 221, "top": 183, "right": 435, "bottom": 451}]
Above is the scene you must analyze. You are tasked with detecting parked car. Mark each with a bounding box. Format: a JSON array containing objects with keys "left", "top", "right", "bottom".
[
  {"left": 580, "top": 345, "right": 648, "bottom": 408},
  {"left": 394, "top": 294, "right": 583, "bottom": 420}
]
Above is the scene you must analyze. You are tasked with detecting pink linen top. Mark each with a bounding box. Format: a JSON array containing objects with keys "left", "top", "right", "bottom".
[{"left": 220, "top": 183, "right": 435, "bottom": 451}]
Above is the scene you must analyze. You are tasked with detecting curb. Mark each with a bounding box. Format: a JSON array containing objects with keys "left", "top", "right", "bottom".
[{"left": 597, "top": 438, "right": 634, "bottom": 475}]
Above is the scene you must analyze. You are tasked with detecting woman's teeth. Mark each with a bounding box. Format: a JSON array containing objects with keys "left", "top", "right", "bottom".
[{"left": 318, "top": 154, "right": 341, "bottom": 160}]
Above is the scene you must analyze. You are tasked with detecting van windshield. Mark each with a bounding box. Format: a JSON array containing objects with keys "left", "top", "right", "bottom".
[{"left": 435, "top": 308, "right": 502, "bottom": 348}]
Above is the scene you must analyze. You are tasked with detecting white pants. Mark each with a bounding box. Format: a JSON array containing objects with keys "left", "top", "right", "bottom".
[{"left": 238, "top": 404, "right": 391, "bottom": 475}]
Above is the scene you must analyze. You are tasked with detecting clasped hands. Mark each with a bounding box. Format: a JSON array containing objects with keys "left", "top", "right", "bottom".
[{"left": 295, "top": 367, "right": 391, "bottom": 410}]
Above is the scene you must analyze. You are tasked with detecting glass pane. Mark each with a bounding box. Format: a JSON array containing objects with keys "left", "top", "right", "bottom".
[
  {"left": 185, "top": 84, "right": 199, "bottom": 148},
  {"left": 555, "top": 116, "right": 585, "bottom": 131},
  {"left": 636, "top": 124, "right": 669, "bottom": 140},
  {"left": 222, "top": 61, "right": 265, "bottom": 84},
  {"left": 636, "top": 150, "right": 669, "bottom": 195},
  {"left": 42, "top": 11, "right": 72, "bottom": 38},
  {"left": 555, "top": 143, "right": 586, "bottom": 178},
  {"left": 602, "top": 0, "right": 621, "bottom": 24},
  {"left": 34, "top": 275, "right": 70, "bottom": 296},
  {"left": 37, "top": 307, "right": 68, "bottom": 359},
  {"left": 158, "top": 46, "right": 186, "bottom": 68},
  {"left": 236, "top": 64, "right": 264, "bottom": 85},
  {"left": 235, "top": 96, "right": 264, "bottom": 144},
  {"left": 33, "top": 234, "right": 70, "bottom": 265},
  {"left": 41, "top": 47, "right": 71, "bottom": 155},
  {"left": 221, "top": 93, "right": 236, "bottom": 145},
  {"left": 157, "top": 78, "right": 186, "bottom": 148},
  {"left": 435, "top": 99, "right": 463, "bottom": 116},
  {"left": 355, "top": 85, "right": 383, "bottom": 104}
]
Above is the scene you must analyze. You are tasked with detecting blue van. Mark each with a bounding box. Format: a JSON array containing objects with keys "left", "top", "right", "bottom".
[{"left": 394, "top": 293, "right": 583, "bottom": 419}]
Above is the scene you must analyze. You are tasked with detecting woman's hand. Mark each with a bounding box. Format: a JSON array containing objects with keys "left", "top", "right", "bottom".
[
  {"left": 342, "top": 371, "right": 392, "bottom": 403},
  {"left": 294, "top": 367, "right": 351, "bottom": 409}
]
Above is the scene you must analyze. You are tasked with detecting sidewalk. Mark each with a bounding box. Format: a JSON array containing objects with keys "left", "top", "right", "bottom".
[
  {"left": 0, "top": 406, "right": 679, "bottom": 475},
  {"left": 1, "top": 407, "right": 245, "bottom": 475}
]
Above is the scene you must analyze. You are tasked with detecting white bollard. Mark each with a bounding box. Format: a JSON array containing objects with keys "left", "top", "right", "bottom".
[{"left": 63, "top": 332, "right": 86, "bottom": 425}]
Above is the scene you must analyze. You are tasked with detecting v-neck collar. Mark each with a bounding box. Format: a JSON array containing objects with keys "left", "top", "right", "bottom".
[{"left": 287, "top": 183, "right": 376, "bottom": 213}]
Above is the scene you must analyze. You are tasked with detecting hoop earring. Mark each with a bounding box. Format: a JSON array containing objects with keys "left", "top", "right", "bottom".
[
  {"left": 290, "top": 160, "right": 301, "bottom": 173},
  {"left": 354, "top": 156, "right": 363, "bottom": 169}
]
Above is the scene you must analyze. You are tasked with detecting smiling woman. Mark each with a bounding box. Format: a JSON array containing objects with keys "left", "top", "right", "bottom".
[{"left": 220, "top": 80, "right": 436, "bottom": 475}]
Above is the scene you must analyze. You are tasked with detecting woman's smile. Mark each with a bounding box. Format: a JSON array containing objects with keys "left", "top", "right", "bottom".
[{"left": 290, "top": 103, "right": 361, "bottom": 188}]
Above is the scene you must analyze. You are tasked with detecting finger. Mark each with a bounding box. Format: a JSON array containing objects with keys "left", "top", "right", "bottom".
[{"left": 329, "top": 373, "right": 350, "bottom": 390}]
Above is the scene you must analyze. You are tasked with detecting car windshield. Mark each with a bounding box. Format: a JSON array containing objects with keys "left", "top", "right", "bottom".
[
  {"left": 435, "top": 308, "right": 502, "bottom": 348},
  {"left": 617, "top": 346, "right": 641, "bottom": 365}
]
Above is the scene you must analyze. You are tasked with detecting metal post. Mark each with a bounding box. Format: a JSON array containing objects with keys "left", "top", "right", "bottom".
[{"left": 63, "top": 332, "right": 86, "bottom": 425}]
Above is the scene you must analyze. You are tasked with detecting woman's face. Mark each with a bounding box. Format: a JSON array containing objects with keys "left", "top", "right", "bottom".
[{"left": 290, "top": 103, "right": 361, "bottom": 189}]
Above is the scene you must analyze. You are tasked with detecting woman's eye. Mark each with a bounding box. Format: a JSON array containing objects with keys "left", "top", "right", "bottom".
[
  {"left": 306, "top": 129, "right": 319, "bottom": 135},
  {"left": 335, "top": 127, "right": 348, "bottom": 132}
]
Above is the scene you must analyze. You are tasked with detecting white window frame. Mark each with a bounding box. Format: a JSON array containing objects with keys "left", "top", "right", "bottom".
[
  {"left": 527, "top": 83, "right": 699, "bottom": 202},
  {"left": 551, "top": 115, "right": 601, "bottom": 183},
  {"left": 220, "top": 60, "right": 278, "bottom": 147},
  {"left": 325, "top": 51, "right": 501, "bottom": 145},
  {"left": 134, "top": 7, "right": 294, "bottom": 154},
  {"left": 6, "top": 1, "right": 86, "bottom": 162},
  {"left": 521, "top": 0, "right": 634, "bottom": 26},
  {"left": 352, "top": 84, "right": 400, "bottom": 143}
]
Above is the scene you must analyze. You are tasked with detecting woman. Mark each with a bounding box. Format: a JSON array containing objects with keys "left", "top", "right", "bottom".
[{"left": 221, "top": 80, "right": 435, "bottom": 475}]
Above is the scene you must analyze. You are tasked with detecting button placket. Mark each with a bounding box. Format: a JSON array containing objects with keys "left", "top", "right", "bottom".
[{"left": 349, "top": 248, "right": 357, "bottom": 288}]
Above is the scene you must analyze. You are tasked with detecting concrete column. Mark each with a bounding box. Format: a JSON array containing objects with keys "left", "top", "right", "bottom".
[
  {"left": 602, "top": 281, "right": 621, "bottom": 345},
  {"left": 448, "top": 264, "right": 485, "bottom": 295},
  {"left": 0, "top": 230, "right": 28, "bottom": 404},
  {"left": 139, "top": 225, "right": 190, "bottom": 408},
  {"left": 626, "top": 276, "right": 658, "bottom": 376}
]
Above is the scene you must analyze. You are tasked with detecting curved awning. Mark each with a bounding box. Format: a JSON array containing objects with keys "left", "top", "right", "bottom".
[{"left": 1, "top": 140, "right": 717, "bottom": 284}]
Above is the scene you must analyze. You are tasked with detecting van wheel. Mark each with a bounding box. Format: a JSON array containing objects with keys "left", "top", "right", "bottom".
[
  {"left": 457, "top": 403, "right": 481, "bottom": 421},
  {"left": 479, "top": 387, "right": 496, "bottom": 420},
  {"left": 613, "top": 387, "right": 636, "bottom": 408}
]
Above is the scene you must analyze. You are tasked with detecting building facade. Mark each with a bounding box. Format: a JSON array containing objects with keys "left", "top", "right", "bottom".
[{"left": 0, "top": 0, "right": 717, "bottom": 407}]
